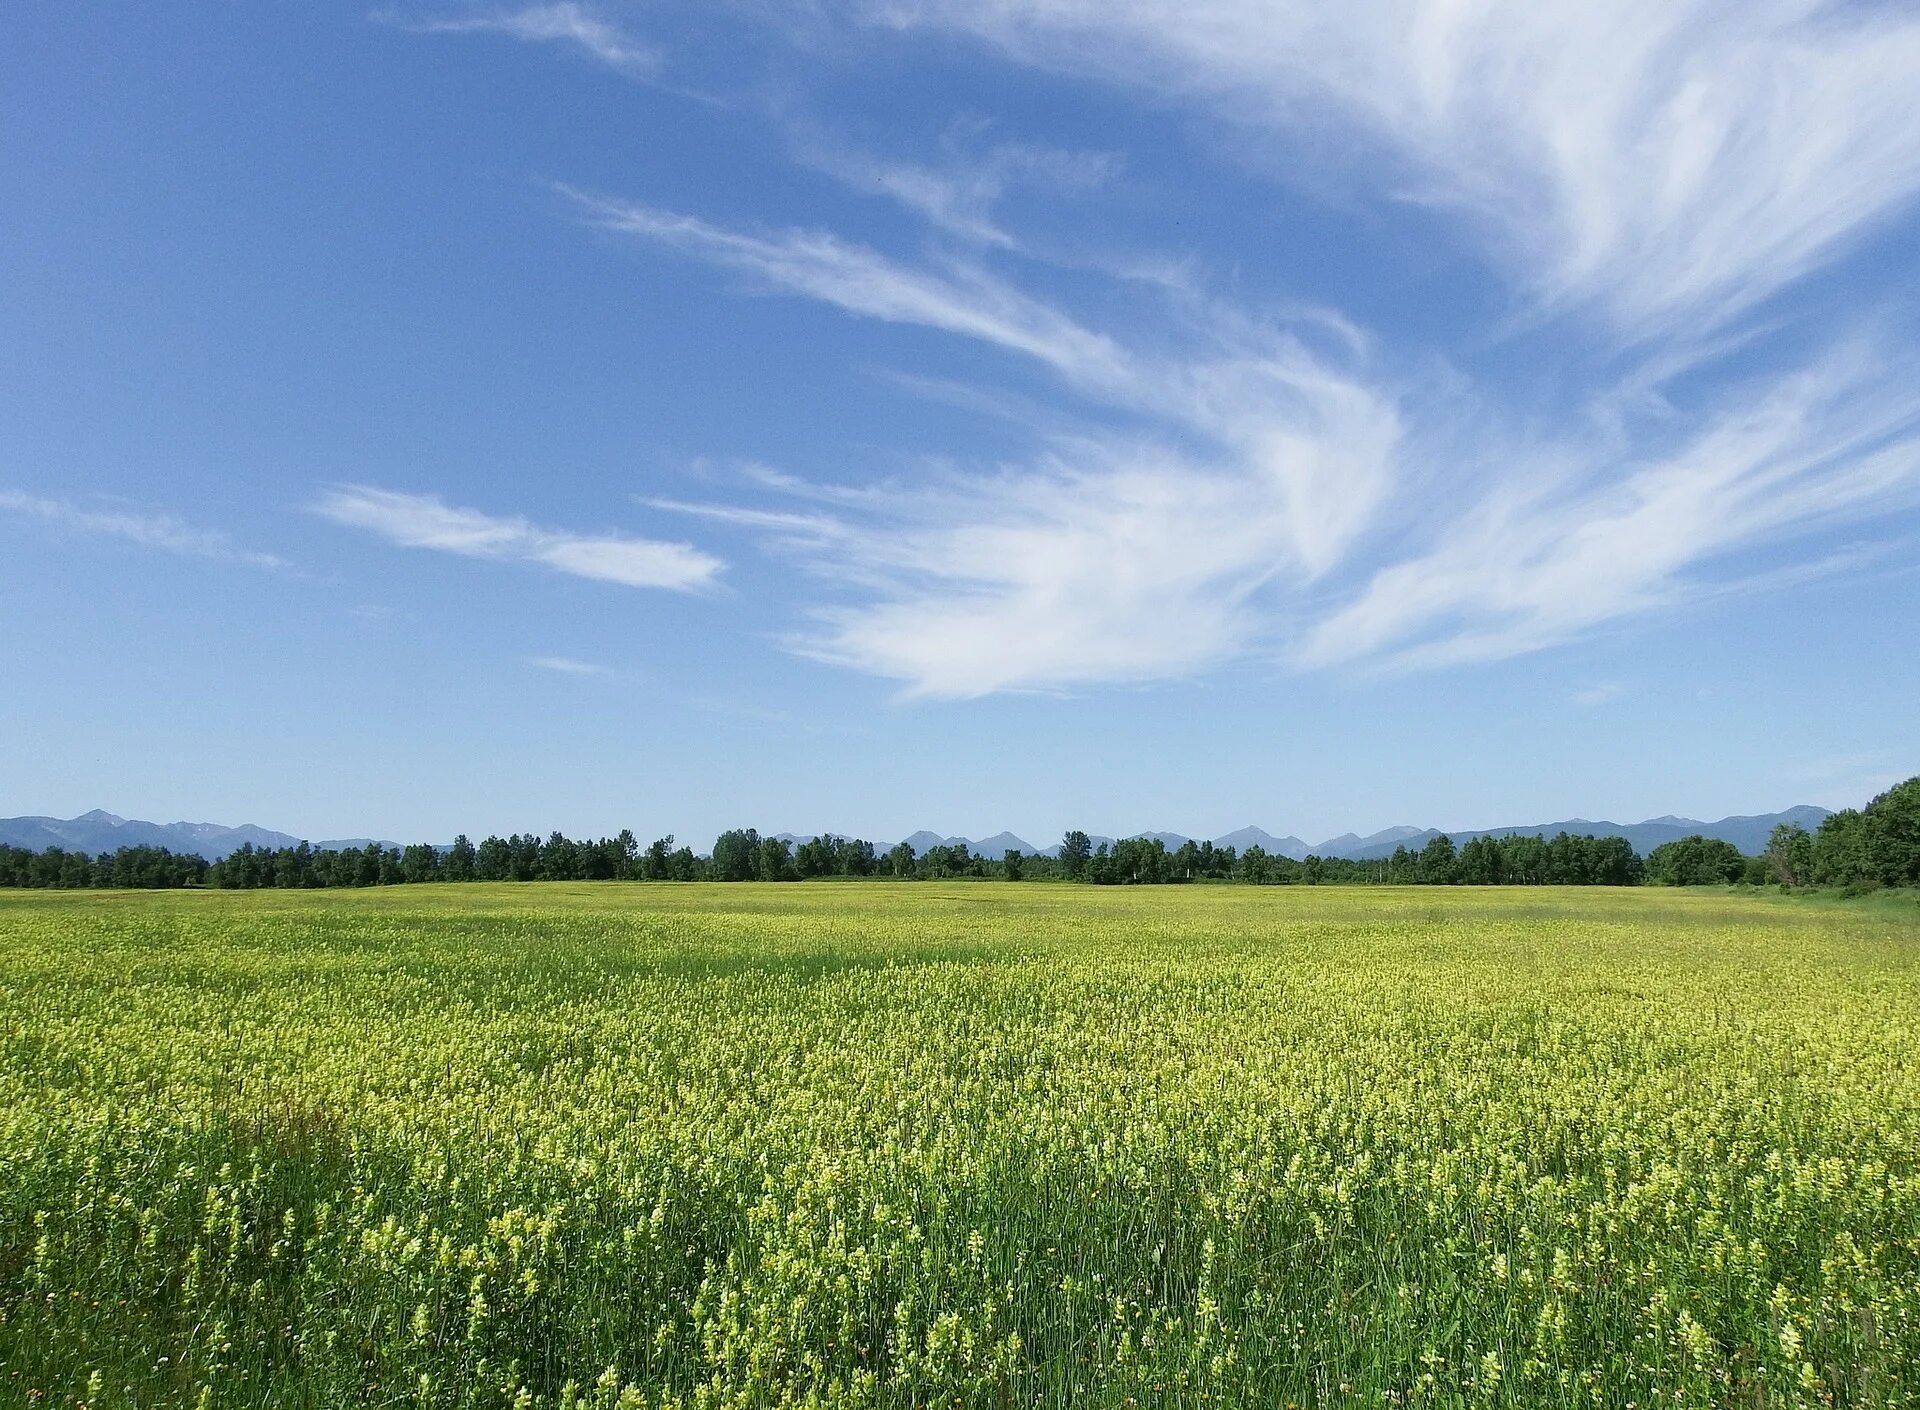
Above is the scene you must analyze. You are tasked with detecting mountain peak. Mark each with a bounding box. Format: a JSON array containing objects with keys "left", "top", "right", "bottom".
[
  {"left": 969, "top": 831, "right": 1038, "bottom": 859},
  {"left": 1211, "top": 826, "right": 1309, "bottom": 860}
]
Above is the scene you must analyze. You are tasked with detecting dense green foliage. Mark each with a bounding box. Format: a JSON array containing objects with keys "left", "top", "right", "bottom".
[
  {"left": 1643, "top": 835, "right": 1747, "bottom": 886},
  {"left": 3, "top": 884, "right": 1918, "bottom": 1408},
  {"left": 1768, "top": 777, "right": 1920, "bottom": 891},
  {"left": 0, "top": 830, "right": 1637, "bottom": 890},
  {"left": 0, "top": 843, "right": 209, "bottom": 889},
  {"left": 4, "top": 777, "right": 1916, "bottom": 892}
]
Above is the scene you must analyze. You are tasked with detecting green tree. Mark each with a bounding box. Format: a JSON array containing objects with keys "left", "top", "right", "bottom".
[
  {"left": 1862, "top": 776, "right": 1920, "bottom": 887},
  {"left": 507, "top": 835, "right": 540, "bottom": 881},
  {"left": 1418, "top": 834, "right": 1458, "bottom": 884},
  {"left": 755, "top": 836, "right": 795, "bottom": 882},
  {"left": 1588, "top": 836, "right": 1642, "bottom": 886},
  {"left": 711, "top": 829, "right": 760, "bottom": 882},
  {"left": 1059, "top": 830, "right": 1092, "bottom": 881},
  {"left": 445, "top": 834, "right": 476, "bottom": 882},
  {"left": 399, "top": 843, "right": 442, "bottom": 883},
  {"left": 795, "top": 836, "right": 839, "bottom": 878},
  {"left": 644, "top": 835, "right": 675, "bottom": 881},
  {"left": 1811, "top": 809, "right": 1869, "bottom": 887},
  {"left": 1645, "top": 835, "right": 1745, "bottom": 886},
  {"left": 475, "top": 836, "right": 510, "bottom": 881},
  {"left": 1766, "top": 823, "right": 1814, "bottom": 887},
  {"left": 1456, "top": 836, "right": 1502, "bottom": 884},
  {"left": 541, "top": 832, "right": 581, "bottom": 881}
]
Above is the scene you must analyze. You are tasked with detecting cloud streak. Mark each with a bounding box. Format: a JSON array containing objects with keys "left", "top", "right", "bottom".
[
  {"left": 0, "top": 490, "right": 289, "bottom": 570},
  {"left": 528, "top": 654, "right": 610, "bottom": 675},
  {"left": 790, "top": 453, "right": 1312, "bottom": 696},
  {"left": 796, "top": 133, "right": 1119, "bottom": 249},
  {"left": 394, "top": 3, "right": 656, "bottom": 75},
  {"left": 871, "top": 0, "right": 1920, "bottom": 334},
  {"left": 567, "top": 189, "right": 1135, "bottom": 391},
  {"left": 572, "top": 181, "right": 1920, "bottom": 696},
  {"left": 1300, "top": 352, "right": 1920, "bottom": 671},
  {"left": 579, "top": 193, "right": 1412, "bottom": 695},
  {"left": 464, "top": 2, "right": 1920, "bottom": 698},
  {"left": 311, "top": 485, "right": 723, "bottom": 591}
]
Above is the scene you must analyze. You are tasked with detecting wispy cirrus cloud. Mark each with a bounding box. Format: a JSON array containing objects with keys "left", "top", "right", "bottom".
[
  {"left": 795, "top": 131, "right": 1120, "bottom": 250},
  {"left": 1299, "top": 351, "right": 1920, "bottom": 672},
  {"left": 390, "top": 2, "right": 656, "bottom": 75},
  {"left": 662, "top": 442, "right": 1402, "bottom": 697},
  {"left": 783, "top": 451, "right": 1335, "bottom": 697},
  {"left": 0, "top": 489, "right": 289, "bottom": 570},
  {"left": 528, "top": 654, "right": 610, "bottom": 675},
  {"left": 443, "top": 0, "right": 1920, "bottom": 698},
  {"left": 639, "top": 497, "right": 849, "bottom": 553},
  {"left": 573, "top": 189, "right": 1404, "bottom": 557},
  {"left": 311, "top": 485, "right": 722, "bottom": 591},
  {"left": 871, "top": 0, "right": 1920, "bottom": 334},
  {"left": 619, "top": 188, "right": 1920, "bottom": 694},
  {"left": 593, "top": 192, "right": 1408, "bottom": 696},
  {"left": 566, "top": 188, "right": 1136, "bottom": 391}
]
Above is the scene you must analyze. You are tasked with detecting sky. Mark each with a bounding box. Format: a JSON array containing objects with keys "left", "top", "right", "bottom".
[{"left": 3, "top": 1, "right": 1919, "bottom": 850}]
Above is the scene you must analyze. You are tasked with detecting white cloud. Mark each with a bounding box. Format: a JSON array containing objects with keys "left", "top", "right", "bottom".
[
  {"left": 759, "top": 344, "right": 1919, "bottom": 695},
  {"left": 566, "top": 189, "right": 1135, "bottom": 391},
  {"left": 871, "top": 0, "right": 1920, "bottom": 333},
  {"left": 1570, "top": 682, "right": 1624, "bottom": 708},
  {"left": 394, "top": 3, "right": 655, "bottom": 74},
  {"left": 1300, "top": 352, "right": 1920, "bottom": 671},
  {"left": 311, "top": 485, "right": 722, "bottom": 591},
  {"left": 562, "top": 184, "right": 1920, "bottom": 697},
  {"left": 642, "top": 496, "right": 849, "bottom": 546},
  {"left": 791, "top": 452, "right": 1297, "bottom": 697},
  {"left": 528, "top": 655, "right": 609, "bottom": 675},
  {"left": 664, "top": 445, "right": 1377, "bottom": 697},
  {"left": 507, "top": 7, "right": 1920, "bottom": 697},
  {"left": 796, "top": 134, "right": 1120, "bottom": 249},
  {"left": 0, "top": 489, "right": 288, "bottom": 569},
  {"left": 573, "top": 192, "right": 1410, "bottom": 695}
]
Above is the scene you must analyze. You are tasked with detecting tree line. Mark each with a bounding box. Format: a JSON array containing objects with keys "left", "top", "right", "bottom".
[
  {"left": 0, "top": 844, "right": 210, "bottom": 890},
  {"left": 1756, "top": 778, "right": 1920, "bottom": 890},
  {"left": 3, "top": 777, "right": 1914, "bottom": 892}
]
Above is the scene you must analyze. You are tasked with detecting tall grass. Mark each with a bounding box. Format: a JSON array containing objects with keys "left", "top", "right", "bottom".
[{"left": 2, "top": 884, "right": 1916, "bottom": 1407}]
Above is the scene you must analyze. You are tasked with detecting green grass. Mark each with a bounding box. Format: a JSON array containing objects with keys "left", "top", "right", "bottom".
[{"left": 3, "top": 883, "right": 1918, "bottom": 1408}]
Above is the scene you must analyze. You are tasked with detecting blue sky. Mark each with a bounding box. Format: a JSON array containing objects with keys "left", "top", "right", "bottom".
[{"left": 4, "top": 1, "right": 1918, "bottom": 849}]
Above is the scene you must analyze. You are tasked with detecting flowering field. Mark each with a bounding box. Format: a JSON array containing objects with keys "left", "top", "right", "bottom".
[{"left": 3, "top": 884, "right": 1917, "bottom": 1409}]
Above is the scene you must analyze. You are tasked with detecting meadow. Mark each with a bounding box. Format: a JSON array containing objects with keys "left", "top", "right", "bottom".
[{"left": 2, "top": 884, "right": 1917, "bottom": 1409}]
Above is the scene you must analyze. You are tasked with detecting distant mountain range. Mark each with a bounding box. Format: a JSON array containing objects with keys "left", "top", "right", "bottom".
[
  {"left": 790, "top": 808, "right": 1834, "bottom": 862},
  {"left": 1335, "top": 806, "right": 1836, "bottom": 861},
  {"left": 3, "top": 806, "right": 1836, "bottom": 864},
  {"left": 0, "top": 810, "right": 393, "bottom": 860}
]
